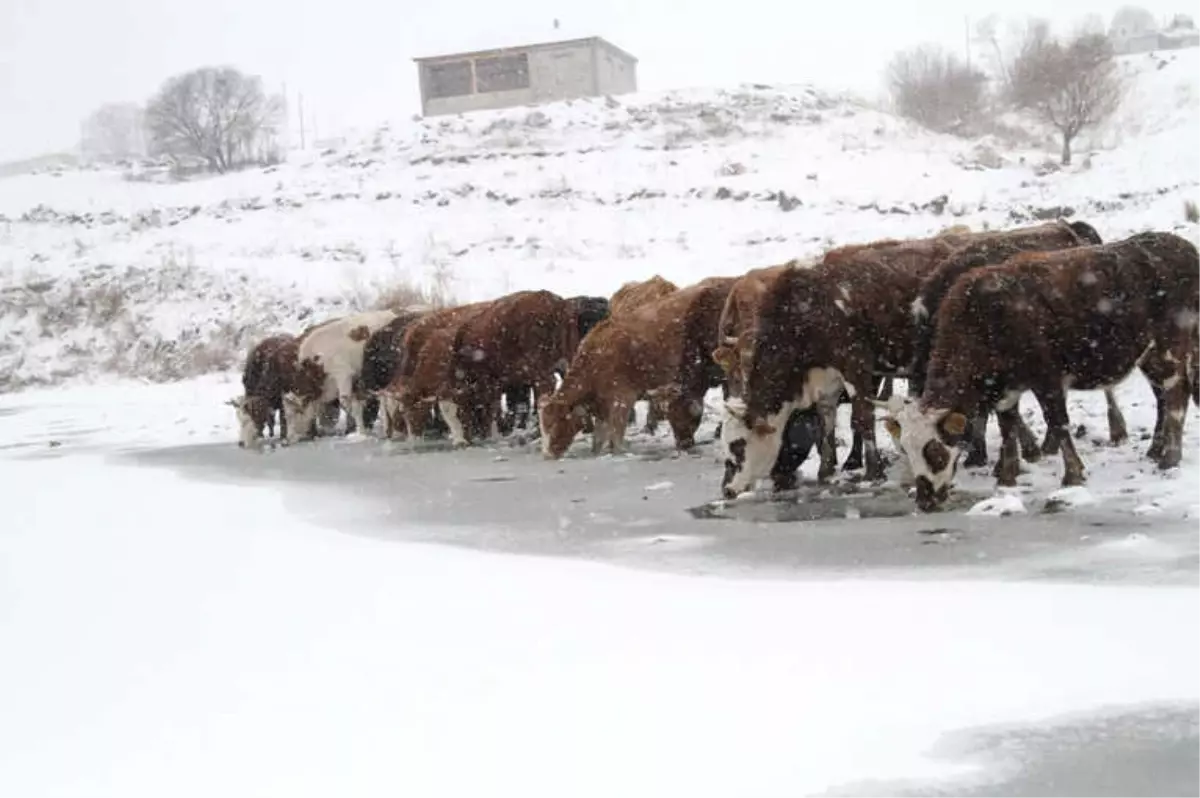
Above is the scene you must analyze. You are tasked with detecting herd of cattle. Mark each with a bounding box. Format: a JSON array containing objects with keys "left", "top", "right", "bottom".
[{"left": 228, "top": 219, "right": 1200, "bottom": 513}]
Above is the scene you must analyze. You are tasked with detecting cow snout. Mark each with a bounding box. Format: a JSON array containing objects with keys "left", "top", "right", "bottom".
[{"left": 914, "top": 477, "right": 948, "bottom": 512}]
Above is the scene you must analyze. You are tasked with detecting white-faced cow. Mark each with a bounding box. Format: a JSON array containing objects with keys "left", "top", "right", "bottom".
[
  {"left": 907, "top": 219, "right": 1125, "bottom": 469},
  {"left": 718, "top": 234, "right": 974, "bottom": 498},
  {"left": 882, "top": 231, "right": 1199, "bottom": 512},
  {"left": 282, "top": 309, "right": 399, "bottom": 443}
]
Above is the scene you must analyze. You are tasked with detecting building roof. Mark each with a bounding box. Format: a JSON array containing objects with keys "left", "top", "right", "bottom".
[{"left": 413, "top": 35, "right": 637, "bottom": 66}]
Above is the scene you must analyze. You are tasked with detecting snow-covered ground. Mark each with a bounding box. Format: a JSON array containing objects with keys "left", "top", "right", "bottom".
[
  {"left": 0, "top": 439, "right": 1196, "bottom": 797},
  {"left": 0, "top": 44, "right": 1197, "bottom": 796}
]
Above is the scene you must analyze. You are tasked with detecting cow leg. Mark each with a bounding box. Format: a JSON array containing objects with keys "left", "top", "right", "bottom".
[
  {"left": 606, "top": 396, "right": 635, "bottom": 454},
  {"left": 816, "top": 399, "right": 839, "bottom": 483},
  {"left": 962, "top": 413, "right": 989, "bottom": 467},
  {"left": 1015, "top": 414, "right": 1042, "bottom": 463},
  {"left": 336, "top": 376, "right": 367, "bottom": 437},
  {"left": 851, "top": 395, "right": 885, "bottom": 483},
  {"left": 770, "top": 409, "right": 817, "bottom": 492},
  {"left": 591, "top": 416, "right": 610, "bottom": 454},
  {"left": 363, "top": 396, "right": 380, "bottom": 434},
  {"left": 1039, "top": 428, "right": 1060, "bottom": 456},
  {"left": 877, "top": 376, "right": 894, "bottom": 402},
  {"left": 665, "top": 390, "right": 703, "bottom": 451},
  {"left": 276, "top": 400, "right": 287, "bottom": 442},
  {"left": 1141, "top": 351, "right": 1188, "bottom": 469},
  {"left": 438, "top": 399, "right": 470, "bottom": 448},
  {"left": 1147, "top": 381, "right": 1166, "bottom": 461},
  {"left": 1035, "top": 387, "right": 1086, "bottom": 487},
  {"left": 1104, "top": 387, "right": 1129, "bottom": 446},
  {"left": 627, "top": 403, "right": 638, "bottom": 428},
  {"left": 994, "top": 407, "right": 1024, "bottom": 488},
  {"left": 644, "top": 394, "right": 662, "bottom": 436}
]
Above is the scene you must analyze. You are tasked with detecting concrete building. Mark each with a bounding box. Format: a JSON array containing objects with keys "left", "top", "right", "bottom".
[
  {"left": 1110, "top": 7, "right": 1200, "bottom": 54},
  {"left": 413, "top": 36, "right": 637, "bottom": 117}
]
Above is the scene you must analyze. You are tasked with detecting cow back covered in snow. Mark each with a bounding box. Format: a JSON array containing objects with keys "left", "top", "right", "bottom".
[
  {"left": 540, "top": 276, "right": 735, "bottom": 458},
  {"left": 883, "top": 231, "right": 1199, "bottom": 512}
]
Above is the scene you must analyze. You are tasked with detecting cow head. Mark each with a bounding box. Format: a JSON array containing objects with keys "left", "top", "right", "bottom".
[
  {"left": 719, "top": 396, "right": 792, "bottom": 499},
  {"left": 876, "top": 395, "right": 968, "bottom": 512},
  {"left": 228, "top": 395, "right": 276, "bottom": 449},
  {"left": 227, "top": 396, "right": 260, "bottom": 448},
  {"left": 538, "top": 394, "right": 587, "bottom": 459},
  {"left": 282, "top": 391, "right": 317, "bottom": 444}
]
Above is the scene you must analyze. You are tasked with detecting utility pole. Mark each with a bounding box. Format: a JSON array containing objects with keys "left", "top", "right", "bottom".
[
  {"left": 298, "top": 92, "right": 306, "bottom": 150},
  {"left": 965, "top": 15, "right": 972, "bottom": 71}
]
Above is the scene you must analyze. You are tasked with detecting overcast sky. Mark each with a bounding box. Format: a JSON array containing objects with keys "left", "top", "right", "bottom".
[{"left": 0, "top": 0, "right": 1189, "bottom": 161}]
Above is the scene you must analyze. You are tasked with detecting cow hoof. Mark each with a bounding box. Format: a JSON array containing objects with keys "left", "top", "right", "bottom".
[
  {"left": 841, "top": 457, "right": 863, "bottom": 472},
  {"left": 452, "top": 440, "right": 470, "bottom": 450}
]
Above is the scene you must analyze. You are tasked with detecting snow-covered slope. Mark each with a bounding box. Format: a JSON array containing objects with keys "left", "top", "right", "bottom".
[{"left": 0, "top": 49, "right": 1197, "bottom": 389}]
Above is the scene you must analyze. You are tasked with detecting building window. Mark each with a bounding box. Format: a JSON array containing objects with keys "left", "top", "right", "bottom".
[
  {"left": 475, "top": 53, "right": 530, "bottom": 93},
  {"left": 426, "top": 60, "right": 473, "bottom": 99}
]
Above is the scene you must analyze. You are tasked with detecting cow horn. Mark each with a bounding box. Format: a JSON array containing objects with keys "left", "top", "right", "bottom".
[
  {"left": 723, "top": 336, "right": 738, "bottom": 346},
  {"left": 225, "top": 397, "right": 240, "bottom": 407}
]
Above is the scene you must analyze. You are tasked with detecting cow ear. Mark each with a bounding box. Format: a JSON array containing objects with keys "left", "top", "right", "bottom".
[
  {"left": 883, "top": 417, "right": 901, "bottom": 439},
  {"left": 712, "top": 346, "right": 736, "bottom": 371},
  {"left": 941, "top": 412, "right": 968, "bottom": 438}
]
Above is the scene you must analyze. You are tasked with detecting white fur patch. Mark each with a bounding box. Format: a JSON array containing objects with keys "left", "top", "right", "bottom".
[
  {"left": 910, "top": 297, "right": 928, "bottom": 322},
  {"left": 889, "top": 399, "right": 960, "bottom": 495},
  {"left": 798, "top": 367, "right": 846, "bottom": 410},
  {"left": 438, "top": 399, "right": 467, "bottom": 446},
  {"left": 720, "top": 402, "right": 796, "bottom": 497}
]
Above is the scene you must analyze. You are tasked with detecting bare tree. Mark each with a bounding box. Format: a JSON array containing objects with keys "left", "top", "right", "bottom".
[
  {"left": 1009, "top": 30, "right": 1123, "bottom": 164},
  {"left": 886, "top": 44, "right": 989, "bottom": 134},
  {"left": 144, "top": 66, "right": 284, "bottom": 173},
  {"left": 80, "top": 102, "right": 146, "bottom": 162}
]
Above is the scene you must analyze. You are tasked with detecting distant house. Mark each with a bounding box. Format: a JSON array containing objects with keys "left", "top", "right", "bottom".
[
  {"left": 1110, "top": 7, "right": 1200, "bottom": 54},
  {"left": 413, "top": 36, "right": 638, "bottom": 117}
]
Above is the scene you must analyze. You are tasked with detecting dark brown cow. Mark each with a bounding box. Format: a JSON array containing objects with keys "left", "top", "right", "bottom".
[
  {"left": 379, "top": 301, "right": 493, "bottom": 440},
  {"left": 908, "top": 219, "right": 1117, "bottom": 468},
  {"left": 501, "top": 294, "right": 612, "bottom": 433},
  {"left": 713, "top": 261, "right": 895, "bottom": 491},
  {"left": 228, "top": 334, "right": 299, "bottom": 448},
  {"left": 718, "top": 239, "right": 965, "bottom": 498},
  {"left": 446, "top": 290, "right": 582, "bottom": 446},
  {"left": 358, "top": 310, "right": 429, "bottom": 437},
  {"left": 540, "top": 276, "right": 735, "bottom": 458},
  {"left": 882, "top": 231, "right": 1199, "bottom": 512}
]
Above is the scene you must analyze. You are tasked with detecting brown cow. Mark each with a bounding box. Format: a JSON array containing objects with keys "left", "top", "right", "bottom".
[
  {"left": 882, "top": 231, "right": 1199, "bottom": 512},
  {"left": 445, "top": 290, "right": 582, "bottom": 446},
  {"left": 378, "top": 301, "right": 493, "bottom": 440},
  {"left": 607, "top": 275, "right": 680, "bottom": 434},
  {"left": 228, "top": 334, "right": 299, "bottom": 448},
  {"left": 714, "top": 261, "right": 896, "bottom": 491},
  {"left": 540, "top": 276, "right": 735, "bottom": 458},
  {"left": 718, "top": 237, "right": 970, "bottom": 498},
  {"left": 908, "top": 219, "right": 1118, "bottom": 468}
]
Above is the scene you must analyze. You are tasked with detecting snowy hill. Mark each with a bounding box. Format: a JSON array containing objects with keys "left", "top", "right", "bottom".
[{"left": 0, "top": 48, "right": 1197, "bottom": 390}]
